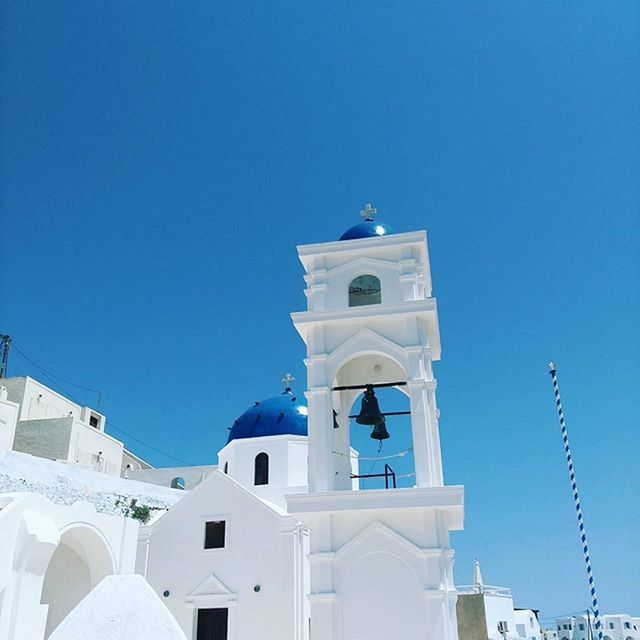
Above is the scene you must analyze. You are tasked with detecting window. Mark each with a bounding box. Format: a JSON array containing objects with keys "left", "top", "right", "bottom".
[
  {"left": 624, "top": 623, "right": 631, "bottom": 630},
  {"left": 197, "top": 608, "right": 228, "bottom": 640},
  {"left": 170, "top": 477, "right": 185, "bottom": 490},
  {"left": 563, "top": 626, "right": 568, "bottom": 630},
  {"left": 89, "top": 414, "right": 99, "bottom": 428},
  {"left": 498, "top": 622, "right": 509, "bottom": 633},
  {"left": 254, "top": 452, "right": 269, "bottom": 485},
  {"left": 348, "top": 274, "right": 381, "bottom": 307},
  {"left": 579, "top": 625, "right": 585, "bottom": 631},
  {"left": 609, "top": 624, "right": 614, "bottom": 630},
  {"left": 204, "top": 520, "right": 226, "bottom": 549},
  {"left": 223, "top": 461, "right": 228, "bottom": 474}
]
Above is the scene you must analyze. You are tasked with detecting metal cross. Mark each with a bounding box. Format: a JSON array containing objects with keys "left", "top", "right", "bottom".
[
  {"left": 282, "top": 373, "right": 295, "bottom": 389},
  {"left": 360, "top": 203, "right": 377, "bottom": 220}
]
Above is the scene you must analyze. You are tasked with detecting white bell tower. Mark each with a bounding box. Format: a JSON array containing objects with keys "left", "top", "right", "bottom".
[{"left": 286, "top": 206, "right": 464, "bottom": 640}]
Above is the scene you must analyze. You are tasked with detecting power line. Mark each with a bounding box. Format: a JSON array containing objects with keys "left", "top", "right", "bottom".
[
  {"left": 539, "top": 611, "right": 594, "bottom": 622},
  {"left": 105, "top": 419, "right": 194, "bottom": 466},
  {"left": 11, "top": 343, "right": 100, "bottom": 394},
  {"left": 10, "top": 343, "right": 196, "bottom": 467}
]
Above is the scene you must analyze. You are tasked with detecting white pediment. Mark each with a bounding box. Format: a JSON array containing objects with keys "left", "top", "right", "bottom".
[
  {"left": 188, "top": 573, "right": 233, "bottom": 598},
  {"left": 186, "top": 572, "right": 237, "bottom": 607}
]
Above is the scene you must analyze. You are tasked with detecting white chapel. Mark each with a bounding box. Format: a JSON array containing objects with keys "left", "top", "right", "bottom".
[{"left": 0, "top": 206, "right": 466, "bottom": 640}]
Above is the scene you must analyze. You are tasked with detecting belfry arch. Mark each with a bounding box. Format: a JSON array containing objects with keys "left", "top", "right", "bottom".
[
  {"left": 331, "top": 351, "right": 411, "bottom": 490},
  {"left": 40, "top": 524, "right": 115, "bottom": 638}
]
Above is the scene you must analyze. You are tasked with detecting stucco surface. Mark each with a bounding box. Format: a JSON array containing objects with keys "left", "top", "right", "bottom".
[{"left": 49, "top": 575, "right": 186, "bottom": 640}]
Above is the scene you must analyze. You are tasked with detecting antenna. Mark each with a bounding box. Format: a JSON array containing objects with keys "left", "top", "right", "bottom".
[
  {"left": 547, "top": 362, "right": 603, "bottom": 640},
  {"left": 0, "top": 335, "right": 11, "bottom": 378}
]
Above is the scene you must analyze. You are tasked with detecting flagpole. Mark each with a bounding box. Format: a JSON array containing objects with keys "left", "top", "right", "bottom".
[{"left": 548, "top": 362, "right": 603, "bottom": 640}]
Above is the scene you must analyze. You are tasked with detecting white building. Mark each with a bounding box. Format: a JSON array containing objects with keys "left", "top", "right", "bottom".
[
  {"left": 514, "top": 610, "right": 542, "bottom": 640},
  {"left": 0, "top": 208, "right": 479, "bottom": 640},
  {"left": 0, "top": 492, "right": 138, "bottom": 640},
  {"left": 286, "top": 209, "right": 463, "bottom": 640},
  {"left": 1, "top": 375, "right": 150, "bottom": 477},
  {"left": 0, "top": 384, "right": 19, "bottom": 451},
  {"left": 556, "top": 614, "right": 640, "bottom": 640},
  {"left": 456, "top": 559, "right": 541, "bottom": 640}
]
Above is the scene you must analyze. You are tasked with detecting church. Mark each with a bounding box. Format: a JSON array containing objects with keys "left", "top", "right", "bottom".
[{"left": 0, "top": 207, "right": 466, "bottom": 640}]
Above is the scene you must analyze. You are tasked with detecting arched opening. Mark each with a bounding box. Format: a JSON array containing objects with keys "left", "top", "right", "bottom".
[
  {"left": 254, "top": 452, "right": 269, "bottom": 485},
  {"left": 349, "top": 274, "right": 381, "bottom": 307},
  {"left": 41, "top": 525, "right": 115, "bottom": 638},
  {"left": 332, "top": 352, "right": 413, "bottom": 491},
  {"left": 170, "top": 476, "right": 185, "bottom": 490}
]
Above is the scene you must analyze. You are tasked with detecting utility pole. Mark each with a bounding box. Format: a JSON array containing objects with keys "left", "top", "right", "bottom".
[
  {"left": 0, "top": 335, "right": 11, "bottom": 378},
  {"left": 548, "top": 362, "right": 603, "bottom": 640}
]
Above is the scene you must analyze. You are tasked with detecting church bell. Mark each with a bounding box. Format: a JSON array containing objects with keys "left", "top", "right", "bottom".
[
  {"left": 370, "top": 416, "right": 390, "bottom": 441},
  {"left": 355, "top": 385, "right": 384, "bottom": 426},
  {"left": 355, "top": 384, "right": 392, "bottom": 441}
]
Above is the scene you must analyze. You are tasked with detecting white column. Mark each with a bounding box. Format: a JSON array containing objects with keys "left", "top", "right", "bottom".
[
  {"left": 407, "top": 379, "right": 443, "bottom": 487},
  {"left": 306, "top": 387, "right": 334, "bottom": 493}
]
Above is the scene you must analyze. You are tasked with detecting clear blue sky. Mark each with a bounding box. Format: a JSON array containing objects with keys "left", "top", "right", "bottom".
[{"left": 1, "top": 0, "right": 638, "bottom": 621}]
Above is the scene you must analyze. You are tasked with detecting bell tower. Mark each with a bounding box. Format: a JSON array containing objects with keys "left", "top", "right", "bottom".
[{"left": 286, "top": 206, "right": 464, "bottom": 640}]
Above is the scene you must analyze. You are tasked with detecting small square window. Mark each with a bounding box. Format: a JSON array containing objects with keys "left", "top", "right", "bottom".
[
  {"left": 89, "top": 414, "right": 99, "bottom": 428},
  {"left": 579, "top": 625, "right": 585, "bottom": 631},
  {"left": 204, "top": 521, "right": 226, "bottom": 549}
]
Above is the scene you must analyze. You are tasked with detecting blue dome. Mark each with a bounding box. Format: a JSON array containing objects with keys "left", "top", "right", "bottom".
[
  {"left": 227, "top": 389, "right": 308, "bottom": 443},
  {"left": 339, "top": 219, "right": 396, "bottom": 241}
]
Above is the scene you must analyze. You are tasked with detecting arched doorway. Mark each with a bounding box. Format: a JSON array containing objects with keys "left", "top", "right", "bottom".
[{"left": 40, "top": 525, "right": 115, "bottom": 638}]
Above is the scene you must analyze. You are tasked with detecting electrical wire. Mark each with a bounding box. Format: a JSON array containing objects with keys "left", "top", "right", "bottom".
[
  {"left": 10, "top": 344, "right": 196, "bottom": 467},
  {"left": 11, "top": 344, "right": 101, "bottom": 394}
]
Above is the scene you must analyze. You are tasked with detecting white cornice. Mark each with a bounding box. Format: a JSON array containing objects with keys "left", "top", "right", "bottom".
[
  {"left": 286, "top": 485, "right": 464, "bottom": 515},
  {"left": 297, "top": 230, "right": 427, "bottom": 258},
  {"left": 291, "top": 298, "right": 437, "bottom": 328}
]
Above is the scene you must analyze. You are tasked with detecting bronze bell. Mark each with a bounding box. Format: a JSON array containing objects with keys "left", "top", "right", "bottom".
[
  {"left": 370, "top": 416, "right": 390, "bottom": 441},
  {"left": 356, "top": 385, "right": 384, "bottom": 426}
]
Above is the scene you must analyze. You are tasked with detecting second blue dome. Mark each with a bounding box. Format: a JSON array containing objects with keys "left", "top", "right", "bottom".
[{"left": 227, "top": 389, "right": 308, "bottom": 443}]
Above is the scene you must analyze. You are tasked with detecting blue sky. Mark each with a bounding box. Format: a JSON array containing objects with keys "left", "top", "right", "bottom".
[{"left": 1, "top": 0, "right": 638, "bottom": 620}]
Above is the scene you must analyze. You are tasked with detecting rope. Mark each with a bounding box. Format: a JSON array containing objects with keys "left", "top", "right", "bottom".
[
  {"left": 331, "top": 446, "right": 413, "bottom": 461},
  {"left": 364, "top": 441, "right": 383, "bottom": 476},
  {"left": 548, "top": 363, "right": 603, "bottom": 640}
]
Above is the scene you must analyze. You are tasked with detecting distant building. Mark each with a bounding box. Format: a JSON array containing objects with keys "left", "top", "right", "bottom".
[
  {"left": 457, "top": 559, "right": 540, "bottom": 640},
  {"left": 514, "top": 609, "right": 541, "bottom": 640},
  {"left": 555, "top": 614, "right": 640, "bottom": 640},
  {"left": 0, "top": 375, "right": 150, "bottom": 476}
]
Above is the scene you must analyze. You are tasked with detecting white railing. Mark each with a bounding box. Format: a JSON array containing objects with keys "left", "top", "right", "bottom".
[{"left": 457, "top": 584, "right": 512, "bottom": 597}]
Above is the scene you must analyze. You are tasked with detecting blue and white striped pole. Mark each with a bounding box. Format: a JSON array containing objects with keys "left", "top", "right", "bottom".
[{"left": 548, "top": 362, "right": 603, "bottom": 640}]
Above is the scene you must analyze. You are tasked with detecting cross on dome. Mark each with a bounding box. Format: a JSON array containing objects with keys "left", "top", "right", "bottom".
[
  {"left": 282, "top": 373, "right": 295, "bottom": 390},
  {"left": 360, "top": 203, "right": 377, "bottom": 221}
]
